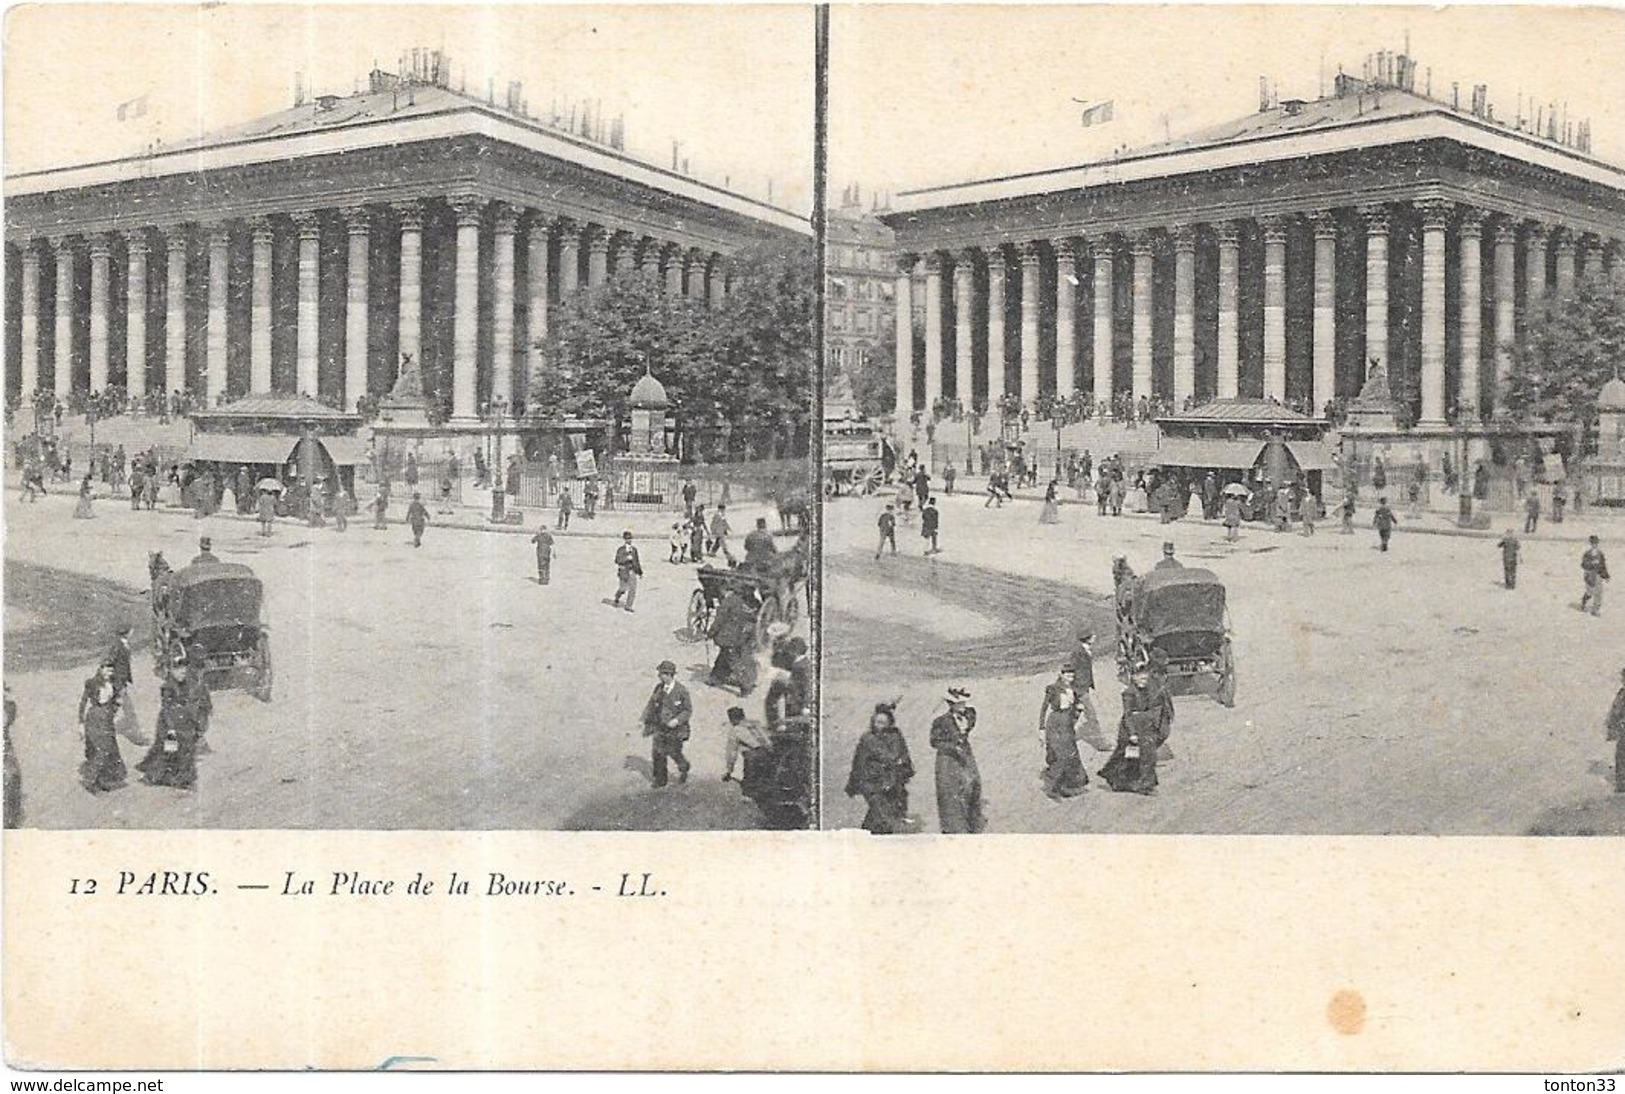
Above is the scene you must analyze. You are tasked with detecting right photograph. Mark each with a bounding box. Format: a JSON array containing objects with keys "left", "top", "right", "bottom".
[{"left": 820, "top": 5, "right": 1625, "bottom": 835}]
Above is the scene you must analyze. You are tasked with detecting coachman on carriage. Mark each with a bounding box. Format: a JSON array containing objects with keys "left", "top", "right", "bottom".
[
  {"left": 149, "top": 553, "right": 273, "bottom": 701},
  {"left": 686, "top": 536, "right": 808, "bottom": 649},
  {"left": 1112, "top": 559, "right": 1236, "bottom": 708}
]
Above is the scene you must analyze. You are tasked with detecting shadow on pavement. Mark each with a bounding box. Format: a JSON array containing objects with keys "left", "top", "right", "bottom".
[
  {"left": 5, "top": 560, "right": 151, "bottom": 673},
  {"left": 1525, "top": 794, "right": 1625, "bottom": 836},
  {"left": 559, "top": 780, "right": 766, "bottom": 831}
]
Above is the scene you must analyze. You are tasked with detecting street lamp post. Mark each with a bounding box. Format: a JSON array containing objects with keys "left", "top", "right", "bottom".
[{"left": 490, "top": 395, "right": 509, "bottom": 522}]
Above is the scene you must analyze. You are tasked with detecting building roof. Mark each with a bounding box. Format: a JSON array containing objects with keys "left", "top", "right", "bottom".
[
  {"left": 192, "top": 392, "right": 361, "bottom": 423},
  {"left": 1157, "top": 399, "right": 1314, "bottom": 425},
  {"left": 829, "top": 207, "right": 896, "bottom": 249},
  {"left": 893, "top": 87, "right": 1625, "bottom": 213}
]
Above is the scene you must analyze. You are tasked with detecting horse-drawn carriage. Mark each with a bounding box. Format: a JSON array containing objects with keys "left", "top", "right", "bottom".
[
  {"left": 149, "top": 553, "right": 273, "bottom": 701},
  {"left": 1112, "top": 558, "right": 1236, "bottom": 707},
  {"left": 685, "top": 537, "right": 808, "bottom": 649}
]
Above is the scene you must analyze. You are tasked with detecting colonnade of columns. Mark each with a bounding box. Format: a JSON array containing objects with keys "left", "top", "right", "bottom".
[
  {"left": 11, "top": 196, "right": 732, "bottom": 420},
  {"left": 895, "top": 202, "right": 1625, "bottom": 424}
]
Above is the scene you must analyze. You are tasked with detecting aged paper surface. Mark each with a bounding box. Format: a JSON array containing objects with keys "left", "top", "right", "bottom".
[{"left": 4, "top": 0, "right": 1625, "bottom": 1075}]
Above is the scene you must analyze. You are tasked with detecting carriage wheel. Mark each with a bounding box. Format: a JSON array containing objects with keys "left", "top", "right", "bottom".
[
  {"left": 858, "top": 465, "right": 883, "bottom": 496},
  {"left": 755, "top": 595, "right": 784, "bottom": 649},
  {"left": 250, "top": 637, "right": 274, "bottom": 703},
  {"left": 686, "top": 589, "right": 711, "bottom": 639},
  {"left": 1216, "top": 641, "right": 1237, "bottom": 708}
]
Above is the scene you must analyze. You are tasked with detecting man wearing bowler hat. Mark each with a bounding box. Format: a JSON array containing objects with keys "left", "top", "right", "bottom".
[
  {"left": 613, "top": 531, "right": 643, "bottom": 611},
  {"left": 641, "top": 660, "right": 693, "bottom": 787}
]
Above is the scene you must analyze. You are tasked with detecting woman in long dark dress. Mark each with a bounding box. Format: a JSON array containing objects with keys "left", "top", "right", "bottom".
[
  {"left": 77, "top": 662, "right": 126, "bottom": 793},
  {"left": 72, "top": 474, "right": 96, "bottom": 519},
  {"left": 1039, "top": 480, "right": 1061, "bottom": 524},
  {"left": 1038, "top": 664, "right": 1088, "bottom": 799},
  {"left": 844, "top": 703, "right": 915, "bottom": 834},
  {"left": 136, "top": 662, "right": 203, "bottom": 789}
]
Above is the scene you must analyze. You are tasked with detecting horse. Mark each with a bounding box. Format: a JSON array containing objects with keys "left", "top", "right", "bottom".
[{"left": 775, "top": 491, "right": 811, "bottom": 534}]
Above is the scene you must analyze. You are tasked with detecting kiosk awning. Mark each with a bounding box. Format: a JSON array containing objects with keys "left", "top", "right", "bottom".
[
  {"left": 1286, "top": 440, "right": 1338, "bottom": 471},
  {"left": 188, "top": 434, "right": 297, "bottom": 465},
  {"left": 1155, "top": 437, "right": 1267, "bottom": 469},
  {"left": 311, "top": 435, "right": 367, "bottom": 466}
]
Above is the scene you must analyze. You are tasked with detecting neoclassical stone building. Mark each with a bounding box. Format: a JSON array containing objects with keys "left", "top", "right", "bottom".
[
  {"left": 881, "top": 75, "right": 1625, "bottom": 426},
  {"left": 4, "top": 63, "right": 805, "bottom": 420}
]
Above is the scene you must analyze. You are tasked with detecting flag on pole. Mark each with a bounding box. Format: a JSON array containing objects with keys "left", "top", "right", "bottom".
[
  {"left": 116, "top": 95, "right": 149, "bottom": 122},
  {"left": 1079, "top": 100, "right": 1115, "bottom": 127}
]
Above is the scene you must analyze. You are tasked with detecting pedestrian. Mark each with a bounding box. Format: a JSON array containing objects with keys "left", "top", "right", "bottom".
[
  {"left": 912, "top": 466, "right": 931, "bottom": 511},
  {"left": 582, "top": 477, "right": 599, "bottom": 519},
  {"left": 437, "top": 467, "right": 454, "bottom": 514},
  {"left": 943, "top": 461, "right": 957, "bottom": 495},
  {"left": 1606, "top": 668, "right": 1625, "bottom": 794},
  {"left": 371, "top": 487, "right": 389, "bottom": 530},
  {"left": 1095, "top": 472, "right": 1110, "bottom": 517},
  {"left": 706, "top": 586, "right": 758, "bottom": 694},
  {"left": 143, "top": 471, "right": 158, "bottom": 510},
  {"left": 689, "top": 503, "right": 707, "bottom": 563},
  {"left": 406, "top": 492, "right": 429, "bottom": 547},
  {"left": 1039, "top": 479, "right": 1061, "bottom": 524},
  {"left": 844, "top": 701, "right": 915, "bottom": 834},
  {"left": 403, "top": 452, "right": 419, "bottom": 493},
  {"left": 1099, "top": 667, "right": 1174, "bottom": 795},
  {"left": 333, "top": 486, "right": 349, "bottom": 533},
  {"left": 1273, "top": 488, "right": 1292, "bottom": 532},
  {"left": 1496, "top": 529, "right": 1520, "bottom": 589},
  {"left": 4, "top": 685, "right": 20, "bottom": 828},
  {"left": 921, "top": 497, "right": 940, "bottom": 555},
  {"left": 1222, "top": 494, "right": 1243, "bottom": 542},
  {"left": 931, "top": 687, "right": 985, "bottom": 833},
  {"left": 669, "top": 523, "right": 688, "bottom": 564},
  {"left": 986, "top": 474, "right": 1004, "bottom": 509},
  {"left": 129, "top": 466, "right": 145, "bottom": 510},
  {"left": 612, "top": 531, "right": 642, "bottom": 612},
  {"left": 875, "top": 503, "right": 897, "bottom": 559},
  {"left": 1524, "top": 491, "right": 1540, "bottom": 534},
  {"left": 73, "top": 474, "right": 95, "bottom": 519},
  {"left": 77, "top": 660, "right": 127, "bottom": 794},
  {"left": 1340, "top": 493, "right": 1356, "bottom": 535},
  {"left": 107, "top": 624, "right": 147, "bottom": 747},
  {"left": 1300, "top": 493, "right": 1318, "bottom": 536},
  {"left": 1110, "top": 475, "right": 1126, "bottom": 517},
  {"left": 257, "top": 489, "right": 277, "bottom": 536},
  {"left": 1372, "top": 456, "right": 1387, "bottom": 491},
  {"left": 708, "top": 505, "right": 733, "bottom": 562},
  {"left": 1071, "top": 631, "right": 1110, "bottom": 751},
  {"left": 135, "top": 658, "right": 203, "bottom": 790},
  {"left": 530, "top": 524, "right": 556, "bottom": 585},
  {"left": 1372, "top": 496, "right": 1398, "bottom": 552},
  {"left": 1581, "top": 535, "right": 1611, "bottom": 616},
  {"left": 721, "top": 705, "right": 770, "bottom": 785},
  {"left": 1037, "top": 663, "right": 1089, "bottom": 800},
  {"left": 640, "top": 660, "right": 692, "bottom": 787},
  {"left": 681, "top": 479, "right": 697, "bottom": 519},
  {"left": 556, "top": 486, "right": 573, "bottom": 530},
  {"left": 1552, "top": 480, "right": 1568, "bottom": 523}
]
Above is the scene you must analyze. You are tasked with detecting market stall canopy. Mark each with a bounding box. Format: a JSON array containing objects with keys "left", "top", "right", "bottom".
[
  {"left": 1156, "top": 437, "right": 1268, "bottom": 469},
  {"left": 189, "top": 434, "right": 298, "bottom": 465},
  {"left": 1285, "top": 440, "right": 1339, "bottom": 472},
  {"left": 311, "top": 435, "right": 368, "bottom": 466}
]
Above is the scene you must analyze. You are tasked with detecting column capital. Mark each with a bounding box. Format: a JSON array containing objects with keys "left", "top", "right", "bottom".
[
  {"left": 19, "top": 236, "right": 42, "bottom": 261},
  {"left": 1551, "top": 226, "right": 1577, "bottom": 253},
  {"left": 1129, "top": 232, "right": 1156, "bottom": 258},
  {"left": 553, "top": 215, "right": 579, "bottom": 238},
  {"left": 1359, "top": 205, "right": 1390, "bottom": 234},
  {"left": 1457, "top": 206, "right": 1485, "bottom": 237},
  {"left": 707, "top": 251, "right": 727, "bottom": 273},
  {"left": 1415, "top": 199, "right": 1452, "bottom": 230},
  {"left": 1020, "top": 240, "right": 1044, "bottom": 265},
  {"left": 1522, "top": 219, "right": 1549, "bottom": 243},
  {"left": 393, "top": 201, "right": 425, "bottom": 231},
  {"left": 243, "top": 217, "right": 275, "bottom": 247},
  {"left": 447, "top": 194, "right": 485, "bottom": 227},
  {"left": 1577, "top": 231, "right": 1601, "bottom": 251},
  {"left": 1260, "top": 215, "right": 1290, "bottom": 245},
  {"left": 1053, "top": 236, "right": 1082, "bottom": 261},
  {"left": 956, "top": 246, "right": 982, "bottom": 267},
  {"left": 684, "top": 246, "right": 708, "bottom": 267},
  {"left": 924, "top": 251, "right": 948, "bottom": 274},
  {"left": 1310, "top": 211, "right": 1339, "bottom": 241},
  {"left": 897, "top": 252, "right": 919, "bottom": 274},
  {"left": 1216, "top": 220, "right": 1244, "bottom": 247},
  {"left": 1493, "top": 217, "right": 1519, "bottom": 245},
  {"left": 491, "top": 203, "right": 520, "bottom": 233},
  {"left": 1170, "top": 225, "right": 1199, "bottom": 253},
  {"left": 163, "top": 226, "right": 188, "bottom": 252},
  {"left": 341, "top": 206, "right": 373, "bottom": 235},
  {"left": 291, "top": 210, "right": 322, "bottom": 238},
  {"left": 88, "top": 234, "right": 114, "bottom": 259}
]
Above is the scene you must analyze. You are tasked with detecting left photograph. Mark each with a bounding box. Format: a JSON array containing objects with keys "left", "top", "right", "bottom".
[{"left": 2, "top": 5, "right": 817, "bottom": 831}]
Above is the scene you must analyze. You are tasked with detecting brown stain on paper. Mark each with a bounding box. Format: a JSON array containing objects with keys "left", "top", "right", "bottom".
[{"left": 1327, "top": 989, "right": 1367, "bottom": 1036}]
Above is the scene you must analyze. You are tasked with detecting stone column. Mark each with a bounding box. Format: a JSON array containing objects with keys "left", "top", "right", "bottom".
[
  {"left": 1171, "top": 227, "right": 1196, "bottom": 407},
  {"left": 20, "top": 241, "right": 39, "bottom": 398},
  {"left": 557, "top": 219, "right": 581, "bottom": 295},
  {"left": 491, "top": 204, "right": 518, "bottom": 411},
  {"left": 894, "top": 254, "right": 916, "bottom": 418},
  {"left": 1524, "top": 222, "right": 1548, "bottom": 310},
  {"left": 250, "top": 218, "right": 274, "bottom": 392},
  {"left": 640, "top": 238, "right": 661, "bottom": 278},
  {"left": 587, "top": 227, "right": 609, "bottom": 289},
  {"left": 1363, "top": 207, "right": 1390, "bottom": 369},
  {"left": 124, "top": 234, "right": 148, "bottom": 398},
  {"left": 88, "top": 235, "right": 111, "bottom": 394},
  {"left": 953, "top": 250, "right": 975, "bottom": 406},
  {"left": 450, "top": 195, "right": 483, "bottom": 421},
  {"left": 1130, "top": 234, "right": 1153, "bottom": 404},
  {"left": 1261, "top": 216, "right": 1288, "bottom": 402},
  {"left": 164, "top": 229, "right": 186, "bottom": 395},
  {"left": 1457, "top": 209, "right": 1484, "bottom": 421},
  {"left": 923, "top": 253, "right": 945, "bottom": 416},
  {"left": 1553, "top": 229, "right": 1577, "bottom": 296},
  {"left": 1607, "top": 239, "right": 1625, "bottom": 290},
  {"left": 54, "top": 237, "right": 75, "bottom": 396},
  {"left": 1418, "top": 200, "right": 1448, "bottom": 426},
  {"left": 205, "top": 224, "right": 230, "bottom": 403},
  {"left": 986, "top": 248, "right": 1006, "bottom": 405},
  {"left": 396, "top": 203, "right": 424, "bottom": 375},
  {"left": 606, "top": 231, "right": 631, "bottom": 279},
  {"left": 527, "top": 214, "right": 552, "bottom": 385},
  {"left": 1090, "top": 239, "right": 1114, "bottom": 404},
  {"left": 1216, "top": 222, "right": 1241, "bottom": 399},
  {"left": 293, "top": 213, "right": 320, "bottom": 399},
  {"left": 1493, "top": 219, "right": 1517, "bottom": 404},
  {"left": 1311, "top": 212, "right": 1337, "bottom": 417},
  {"left": 1054, "top": 238, "right": 1077, "bottom": 401},
  {"left": 662, "top": 244, "right": 683, "bottom": 295},
  {"left": 707, "top": 255, "right": 726, "bottom": 308},
  {"left": 1577, "top": 233, "right": 1598, "bottom": 279},
  {"left": 684, "top": 250, "right": 706, "bottom": 298},
  {"left": 1011, "top": 242, "right": 1037, "bottom": 408},
  {"left": 343, "top": 208, "right": 370, "bottom": 410}
]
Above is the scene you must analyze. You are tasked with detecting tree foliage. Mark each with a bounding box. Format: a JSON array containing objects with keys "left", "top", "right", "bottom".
[
  {"left": 528, "top": 239, "right": 814, "bottom": 457},
  {"left": 1502, "top": 274, "right": 1625, "bottom": 428}
]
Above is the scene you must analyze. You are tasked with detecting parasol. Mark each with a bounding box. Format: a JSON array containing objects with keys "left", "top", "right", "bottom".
[
  {"left": 256, "top": 478, "right": 286, "bottom": 493},
  {"left": 1222, "top": 483, "right": 1251, "bottom": 498}
]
